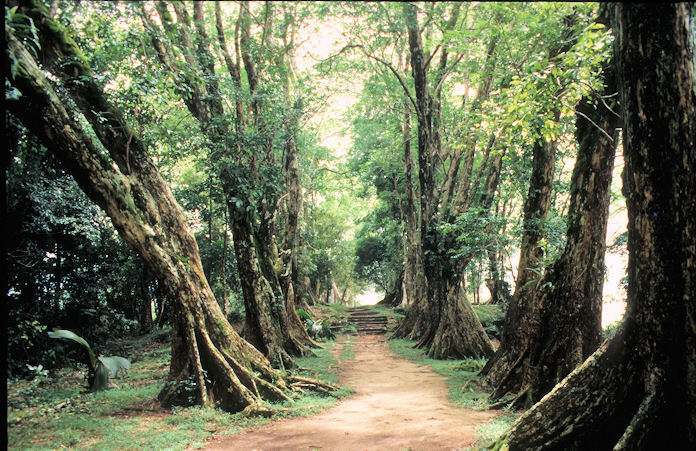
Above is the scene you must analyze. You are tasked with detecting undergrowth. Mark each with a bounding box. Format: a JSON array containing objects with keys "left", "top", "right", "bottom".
[
  {"left": 468, "top": 413, "right": 519, "bottom": 450},
  {"left": 7, "top": 331, "right": 354, "bottom": 450}
]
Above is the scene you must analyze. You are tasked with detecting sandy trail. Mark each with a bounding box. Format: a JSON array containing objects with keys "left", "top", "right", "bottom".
[{"left": 203, "top": 335, "right": 499, "bottom": 451}]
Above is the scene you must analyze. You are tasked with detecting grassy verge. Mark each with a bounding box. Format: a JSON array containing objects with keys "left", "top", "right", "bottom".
[
  {"left": 387, "top": 336, "right": 521, "bottom": 450},
  {"left": 388, "top": 338, "right": 491, "bottom": 410},
  {"left": 7, "top": 332, "right": 354, "bottom": 450},
  {"left": 467, "top": 413, "right": 518, "bottom": 450}
]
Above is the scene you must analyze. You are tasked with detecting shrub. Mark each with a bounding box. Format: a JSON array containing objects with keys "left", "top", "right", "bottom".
[{"left": 48, "top": 329, "right": 131, "bottom": 391}]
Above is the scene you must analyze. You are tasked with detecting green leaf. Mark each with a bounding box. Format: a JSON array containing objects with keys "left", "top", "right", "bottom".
[
  {"left": 98, "top": 356, "right": 131, "bottom": 377},
  {"left": 91, "top": 361, "right": 110, "bottom": 392},
  {"left": 48, "top": 329, "right": 97, "bottom": 369}
]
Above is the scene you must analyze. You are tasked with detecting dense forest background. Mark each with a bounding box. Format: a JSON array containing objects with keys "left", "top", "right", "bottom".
[
  {"left": 6, "top": 0, "right": 625, "bottom": 375},
  {"left": 5, "top": 1, "right": 695, "bottom": 448}
]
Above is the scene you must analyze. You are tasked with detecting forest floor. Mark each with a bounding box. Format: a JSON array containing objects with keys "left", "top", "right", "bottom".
[
  {"left": 203, "top": 334, "right": 502, "bottom": 451},
  {"left": 7, "top": 305, "right": 515, "bottom": 450}
]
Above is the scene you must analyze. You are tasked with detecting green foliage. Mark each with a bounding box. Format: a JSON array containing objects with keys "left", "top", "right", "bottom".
[
  {"left": 354, "top": 235, "right": 391, "bottom": 290},
  {"left": 8, "top": 331, "right": 248, "bottom": 450},
  {"left": 5, "top": 5, "right": 41, "bottom": 64},
  {"left": 297, "top": 309, "right": 336, "bottom": 341},
  {"left": 6, "top": 122, "right": 151, "bottom": 378},
  {"left": 441, "top": 208, "right": 514, "bottom": 261},
  {"left": 296, "top": 309, "right": 312, "bottom": 322},
  {"left": 48, "top": 329, "right": 130, "bottom": 392},
  {"left": 602, "top": 319, "right": 623, "bottom": 341},
  {"left": 472, "top": 304, "right": 507, "bottom": 340},
  {"left": 469, "top": 413, "right": 520, "bottom": 450}
]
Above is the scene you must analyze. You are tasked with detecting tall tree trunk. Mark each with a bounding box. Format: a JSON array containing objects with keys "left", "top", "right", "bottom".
[
  {"left": 279, "top": 119, "right": 318, "bottom": 354},
  {"left": 220, "top": 200, "right": 229, "bottom": 317},
  {"left": 140, "top": 1, "right": 314, "bottom": 361},
  {"left": 481, "top": 9, "right": 583, "bottom": 394},
  {"left": 401, "top": 95, "right": 423, "bottom": 310},
  {"left": 519, "top": 66, "right": 621, "bottom": 406},
  {"left": 485, "top": 248, "right": 509, "bottom": 305},
  {"left": 6, "top": 5, "right": 335, "bottom": 412},
  {"left": 393, "top": 3, "right": 493, "bottom": 359},
  {"left": 483, "top": 65, "right": 621, "bottom": 406},
  {"left": 499, "top": 4, "right": 695, "bottom": 448},
  {"left": 480, "top": 124, "right": 558, "bottom": 393},
  {"left": 5, "top": 26, "right": 290, "bottom": 411}
]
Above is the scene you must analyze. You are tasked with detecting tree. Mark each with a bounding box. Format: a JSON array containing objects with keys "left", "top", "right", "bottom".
[
  {"left": 5, "top": 0, "right": 328, "bottom": 413},
  {"left": 481, "top": 5, "right": 615, "bottom": 401},
  {"left": 483, "top": 60, "right": 621, "bottom": 406},
  {"left": 497, "top": 3, "right": 695, "bottom": 448},
  {"left": 134, "top": 1, "right": 315, "bottom": 363},
  {"left": 5, "top": 118, "right": 155, "bottom": 375},
  {"left": 390, "top": 2, "right": 501, "bottom": 359}
]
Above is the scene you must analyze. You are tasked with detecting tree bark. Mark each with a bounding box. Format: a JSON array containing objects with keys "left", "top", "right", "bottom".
[
  {"left": 5, "top": 2, "right": 334, "bottom": 412},
  {"left": 480, "top": 122, "right": 558, "bottom": 395},
  {"left": 392, "top": 3, "right": 494, "bottom": 359},
  {"left": 140, "top": 1, "right": 314, "bottom": 361},
  {"left": 5, "top": 25, "right": 290, "bottom": 411},
  {"left": 481, "top": 11, "right": 581, "bottom": 391},
  {"left": 499, "top": 4, "right": 695, "bottom": 448},
  {"left": 520, "top": 67, "right": 621, "bottom": 406},
  {"left": 401, "top": 95, "right": 423, "bottom": 311}
]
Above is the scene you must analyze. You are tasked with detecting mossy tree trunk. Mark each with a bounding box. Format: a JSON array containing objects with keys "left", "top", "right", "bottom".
[
  {"left": 483, "top": 66, "right": 621, "bottom": 405},
  {"left": 499, "top": 4, "right": 695, "bottom": 448},
  {"left": 5, "top": 25, "right": 290, "bottom": 412},
  {"left": 520, "top": 66, "right": 622, "bottom": 405},
  {"left": 6, "top": 0, "right": 333, "bottom": 412},
  {"left": 391, "top": 3, "right": 494, "bottom": 359},
  {"left": 481, "top": 14, "right": 582, "bottom": 395},
  {"left": 481, "top": 135, "right": 557, "bottom": 387},
  {"left": 138, "top": 1, "right": 315, "bottom": 361}
]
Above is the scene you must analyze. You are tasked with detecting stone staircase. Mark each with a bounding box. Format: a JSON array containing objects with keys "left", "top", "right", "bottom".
[{"left": 347, "top": 307, "right": 389, "bottom": 335}]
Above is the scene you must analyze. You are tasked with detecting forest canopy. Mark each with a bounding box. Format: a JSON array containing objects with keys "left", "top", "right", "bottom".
[{"left": 5, "top": 1, "right": 695, "bottom": 448}]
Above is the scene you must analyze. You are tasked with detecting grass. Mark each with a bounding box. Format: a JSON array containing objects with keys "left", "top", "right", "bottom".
[
  {"left": 307, "top": 303, "right": 355, "bottom": 336},
  {"left": 471, "top": 304, "right": 504, "bottom": 325},
  {"left": 468, "top": 413, "right": 519, "bottom": 450},
  {"left": 388, "top": 338, "right": 492, "bottom": 410},
  {"left": 387, "top": 336, "right": 521, "bottom": 450},
  {"left": 7, "top": 331, "right": 355, "bottom": 450}
]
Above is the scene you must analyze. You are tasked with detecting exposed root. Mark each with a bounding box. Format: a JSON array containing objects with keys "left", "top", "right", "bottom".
[
  {"left": 487, "top": 396, "right": 516, "bottom": 410},
  {"left": 288, "top": 376, "right": 341, "bottom": 397},
  {"left": 242, "top": 402, "right": 282, "bottom": 418},
  {"left": 613, "top": 368, "right": 663, "bottom": 450}
]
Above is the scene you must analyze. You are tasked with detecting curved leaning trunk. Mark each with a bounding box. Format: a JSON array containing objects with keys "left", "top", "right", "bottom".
[
  {"left": 6, "top": 22, "right": 291, "bottom": 413},
  {"left": 138, "top": 0, "right": 316, "bottom": 363}
]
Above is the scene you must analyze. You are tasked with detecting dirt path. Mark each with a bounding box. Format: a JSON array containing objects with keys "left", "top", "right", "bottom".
[{"left": 203, "top": 335, "right": 499, "bottom": 450}]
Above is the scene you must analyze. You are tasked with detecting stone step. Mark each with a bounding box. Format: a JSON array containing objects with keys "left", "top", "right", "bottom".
[
  {"left": 355, "top": 325, "right": 387, "bottom": 331},
  {"left": 350, "top": 318, "right": 387, "bottom": 324},
  {"left": 349, "top": 312, "right": 386, "bottom": 318},
  {"left": 347, "top": 308, "right": 390, "bottom": 335}
]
